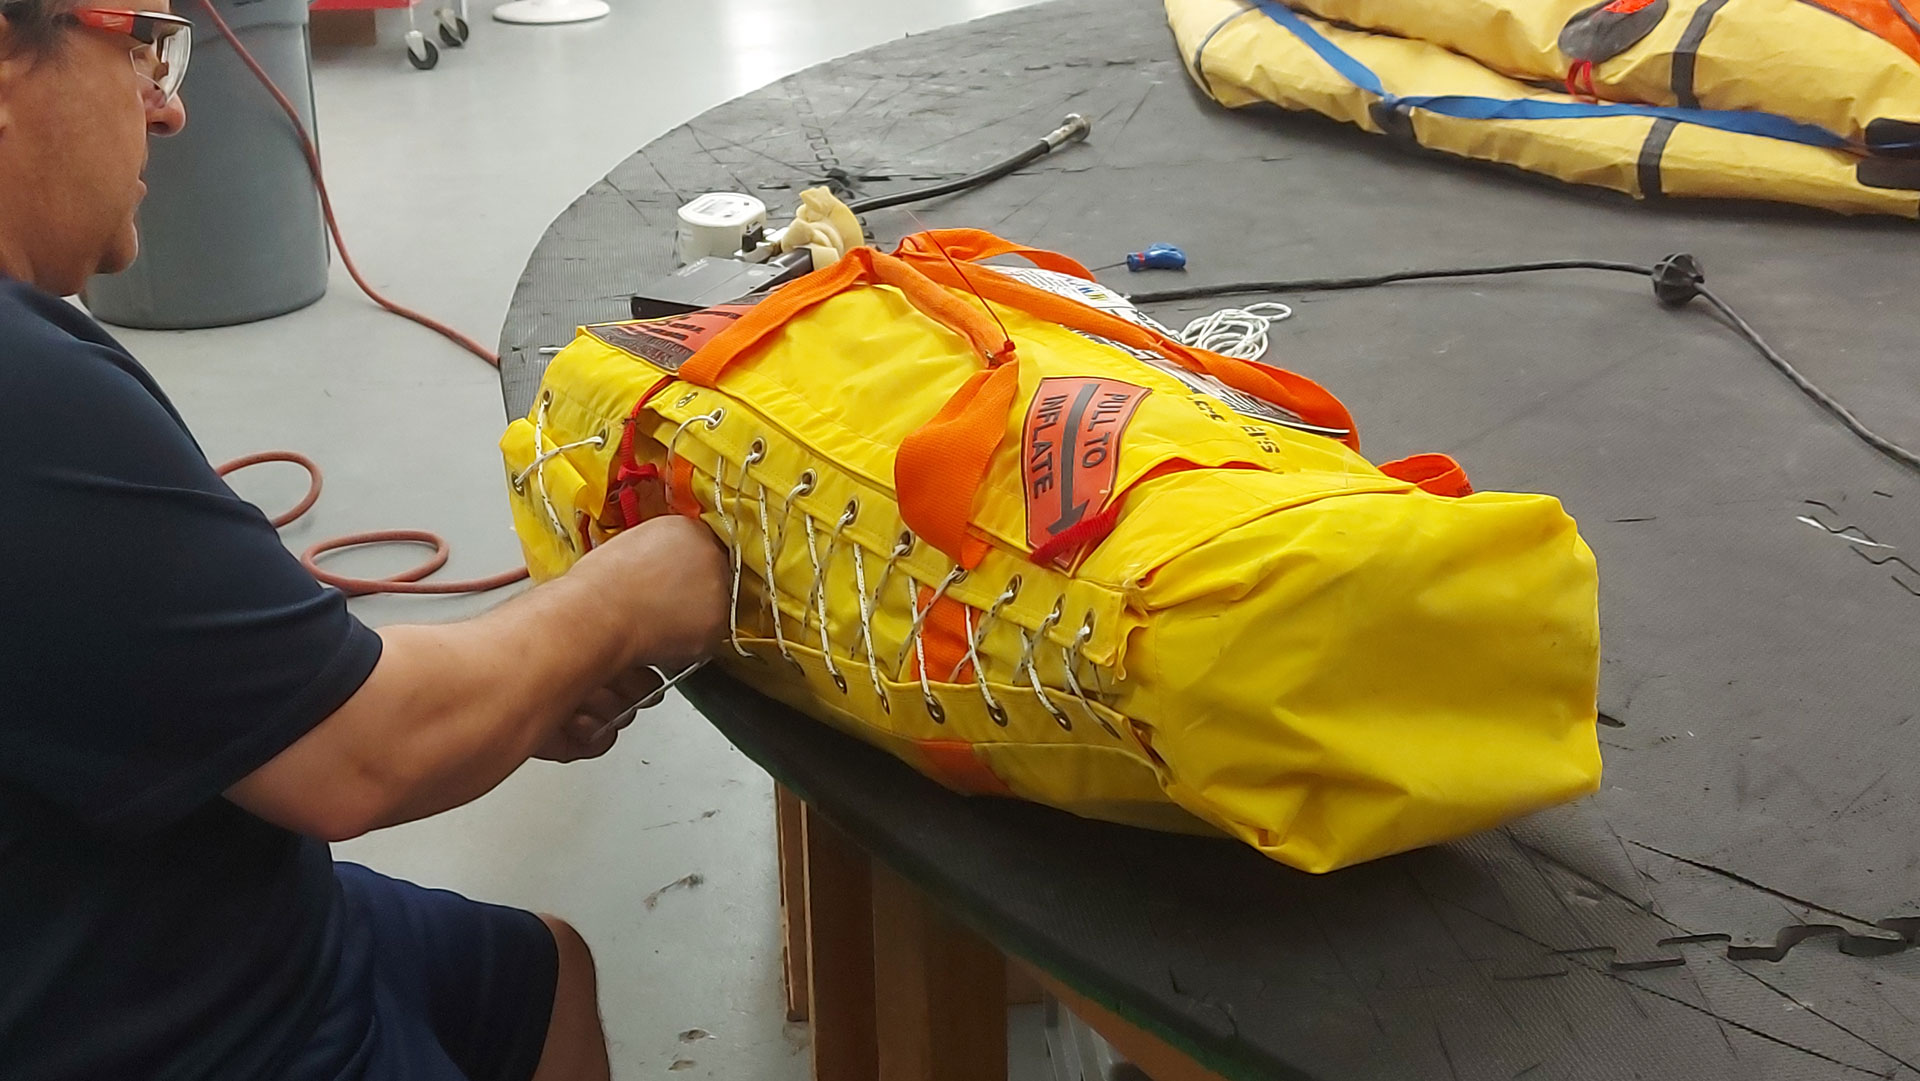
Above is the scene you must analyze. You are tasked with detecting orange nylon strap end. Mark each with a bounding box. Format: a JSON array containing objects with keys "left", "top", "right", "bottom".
[{"left": 1378, "top": 452, "right": 1473, "bottom": 497}]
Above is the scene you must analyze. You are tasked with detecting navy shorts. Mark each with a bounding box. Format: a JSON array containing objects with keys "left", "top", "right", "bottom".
[{"left": 284, "top": 863, "right": 560, "bottom": 1081}]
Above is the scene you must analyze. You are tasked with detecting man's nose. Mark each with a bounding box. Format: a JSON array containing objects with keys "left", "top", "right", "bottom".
[{"left": 148, "top": 96, "right": 187, "bottom": 137}]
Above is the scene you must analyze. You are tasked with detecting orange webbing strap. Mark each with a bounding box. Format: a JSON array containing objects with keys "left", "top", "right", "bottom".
[
  {"left": 893, "top": 366, "right": 1019, "bottom": 568},
  {"left": 892, "top": 231, "right": 1359, "bottom": 449},
  {"left": 679, "top": 247, "right": 1010, "bottom": 388},
  {"left": 678, "top": 246, "right": 1017, "bottom": 568},
  {"left": 914, "top": 740, "right": 1016, "bottom": 797},
  {"left": 895, "top": 228, "right": 1098, "bottom": 281},
  {"left": 1378, "top": 452, "right": 1473, "bottom": 497}
]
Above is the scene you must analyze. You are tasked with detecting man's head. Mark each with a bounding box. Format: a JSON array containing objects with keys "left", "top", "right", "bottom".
[{"left": 0, "top": 0, "right": 188, "bottom": 295}]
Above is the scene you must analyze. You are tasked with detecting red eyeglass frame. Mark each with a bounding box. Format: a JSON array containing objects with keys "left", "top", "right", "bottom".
[{"left": 66, "top": 7, "right": 192, "bottom": 102}]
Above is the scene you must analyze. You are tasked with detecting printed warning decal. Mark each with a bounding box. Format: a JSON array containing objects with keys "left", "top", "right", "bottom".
[
  {"left": 585, "top": 304, "right": 754, "bottom": 372},
  {"left": 1023, "top": 377, "right": 1150, "bottom": 560}
]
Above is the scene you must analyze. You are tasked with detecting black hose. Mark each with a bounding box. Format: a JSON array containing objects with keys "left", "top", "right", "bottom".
[{"left": 847, "top": 114, "right": 1092, "bottom": 216}]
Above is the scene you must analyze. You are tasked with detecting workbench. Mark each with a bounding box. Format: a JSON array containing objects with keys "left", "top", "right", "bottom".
[{"left": 498, "top": 1, "right": 1920, "bottom": 1076}]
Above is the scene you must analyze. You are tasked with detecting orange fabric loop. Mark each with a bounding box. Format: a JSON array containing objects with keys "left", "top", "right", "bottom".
[
  {"left": 895, "top": 228, "right": 1098, "bottom": 281},
  {"left": 678, "top": 230, "right": 1359, "bottom": 570},
  {"left": 894, "top": 232, "right": 1359, "bottom": 449},
  {"left": 1378, "top": 452, "right": 1473, "bottom": 497},
  {"left": 679, "top": 247, "right": 1008, "bottom": 388},
  {"left": 893, "top": 366, "right": 1018, "bottom": 567}
]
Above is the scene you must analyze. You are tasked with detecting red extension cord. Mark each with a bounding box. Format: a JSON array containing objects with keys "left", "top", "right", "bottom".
[{"left": 197, "top": 0, "right": 527, "bottom": 596}]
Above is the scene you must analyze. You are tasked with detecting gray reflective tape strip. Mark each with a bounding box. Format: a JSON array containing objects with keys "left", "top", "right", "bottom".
[
  {"left": 1192, "top": 6, "right": 1258, "bottom": 100},
  {"left": 1671, "top": 0, "right": 1734, "bottom": 108},
  {"left": 1890, "top": 0, "right": 1920, "bottom": 38},
  {"left": 1637, "top": 117, "right": 1680, "bottom": 197}
]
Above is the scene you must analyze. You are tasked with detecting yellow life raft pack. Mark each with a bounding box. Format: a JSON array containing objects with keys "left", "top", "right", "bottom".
[
  {"left": 501, "top": 231, "right": 1601, "bottom": 873},
  {"left": 1167, "top": 0, "right": 1920, "bottom": 217}
]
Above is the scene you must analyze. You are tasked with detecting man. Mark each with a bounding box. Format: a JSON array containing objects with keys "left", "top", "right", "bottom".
[{"left": 0, "top": 3, "right": 730, "bottom": 1078}]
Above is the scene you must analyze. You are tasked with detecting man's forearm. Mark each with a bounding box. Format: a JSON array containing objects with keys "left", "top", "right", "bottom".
[
  {"left": 355, "top": 559, "right": 652, "bottom": 830},
  {"left": 230, "top": 535, "right": 677, "bottom": 840}
]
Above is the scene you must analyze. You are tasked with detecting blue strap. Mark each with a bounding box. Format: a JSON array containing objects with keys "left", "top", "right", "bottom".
[
  {"left": 1251, "top": 0, "right": 1852, "bottom": 151},
  {"left": 1253, "top": 0, "right": 1384, "bottom": 95}
]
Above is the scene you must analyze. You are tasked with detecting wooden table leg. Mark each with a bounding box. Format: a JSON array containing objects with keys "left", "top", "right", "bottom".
[
  {"left": 776, "top": 785, "right": 811, "bottom": 1022},
  {"left": 871, "top": 864, "right": 1009, "bottom": 1081},
  {"left": 803, "top": 803, "right": 880, "bottom": 1081}
]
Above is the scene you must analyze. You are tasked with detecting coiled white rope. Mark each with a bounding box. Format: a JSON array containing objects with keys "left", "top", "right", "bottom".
[{"left": 1178, "top": 301, "right": 1294, "bottom": 361}]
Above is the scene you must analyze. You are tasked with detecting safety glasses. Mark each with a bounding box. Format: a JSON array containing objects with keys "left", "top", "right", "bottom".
[{"left": 68, "top": 8, "right": 192, "bottom": 106}]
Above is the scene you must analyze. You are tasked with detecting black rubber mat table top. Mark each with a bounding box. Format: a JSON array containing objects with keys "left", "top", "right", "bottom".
[{"left": 498, "top": 2, "right": 1920, "bottom": 1076}]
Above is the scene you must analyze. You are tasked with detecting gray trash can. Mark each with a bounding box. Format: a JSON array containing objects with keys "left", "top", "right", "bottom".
[{"left": 85, "top": 0, "right": 328, "bottom": 329}]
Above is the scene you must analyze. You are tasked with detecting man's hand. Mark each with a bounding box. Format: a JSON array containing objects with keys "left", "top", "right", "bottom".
[
  {"left": 535, "top": 665, "right": 665, "bottom": 762},
  {"left": 581, "top": 514, "right": 731, "bottom": 669},
  {"left": 532, "top": 514, "right": 730, "bottom": 763}
]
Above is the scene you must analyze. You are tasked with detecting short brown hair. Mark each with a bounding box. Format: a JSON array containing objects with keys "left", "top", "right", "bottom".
[{"left": 0, "top": 0, "right": 82, "bottom": 58}]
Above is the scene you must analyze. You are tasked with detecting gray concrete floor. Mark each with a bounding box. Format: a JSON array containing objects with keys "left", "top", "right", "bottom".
[{"left": 107, "top": 1, "right": 1051, "bottom": 1077}]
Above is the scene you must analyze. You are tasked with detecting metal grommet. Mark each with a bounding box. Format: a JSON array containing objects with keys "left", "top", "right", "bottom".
[
  {"left": 1003, "top": 574, "right": 1022, "bottom": 600},
  {"left": 830, "top": 669, "right": 849, "bottom": 693},
  {"left": 839, "top": 498, "right": 859, "bottom": 528},
  {"left": 508, "top": 469, "right": 526, "bottom": 494},
  {"left": 540, "top": 389, "right": 553, "bottom": 407},
  {"left": 1052, "top": 709, "right": 1073, "bottom": 733},
  {"left": 796, "top": 469, "right": 817, "bottom": 496},
  {"left": 988, "top": 701, "right": 1010, "bottom": 727},
  {"left": 745, "top": 438, "right": 767, "bottom": 465},
  {"left": 595, "top": 427, "right": 610, "bottom": 447},
  {"left": 675, "top": 391, "right": 697, "bottom": 408},
  {"left": 895, "top": 531, "right": 915, "bottom": 556},
  {"left": 925, "top": 695, "right": 947, "bottom": 723},
  {"left": 877, "top": 688, "right": 891, "bottom": 714},
  {"left": 704, "top": 408, "right": 725, "bottom": 430}
]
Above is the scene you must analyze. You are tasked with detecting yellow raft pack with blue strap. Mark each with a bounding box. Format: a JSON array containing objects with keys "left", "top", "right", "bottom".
[
  {"left": 1168, "top": 0, "right": 1920, "bottom": 216},
  {"left": 501, "top": 229, "right": 1601, "bottom": 873}
]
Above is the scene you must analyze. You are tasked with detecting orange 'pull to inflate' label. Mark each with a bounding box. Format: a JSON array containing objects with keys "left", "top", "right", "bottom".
[{"left": 1022, "top": 377, "right": 1149, "bottom": 561}]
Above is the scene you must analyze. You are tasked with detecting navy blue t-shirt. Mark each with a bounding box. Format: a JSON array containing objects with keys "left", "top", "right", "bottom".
[{"left": 0, "top": 281, "right": 383, "bottom": 1078}]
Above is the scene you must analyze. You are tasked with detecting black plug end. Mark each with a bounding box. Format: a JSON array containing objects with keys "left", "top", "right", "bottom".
[{"left": 1652, "top": 252, "right": 1704, "bottom": 309}]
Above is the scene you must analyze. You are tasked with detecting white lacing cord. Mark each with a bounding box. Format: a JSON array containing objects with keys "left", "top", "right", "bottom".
[
  {"left": 801, "top": 512, "right": 847, "bottom": 692},
  {"left": 952, "top": 580, "right": 1019, "bottom": 727},
  {"left": 870, "top": 533, "right": 914, "bottom": 622},
  {"left": 661, "top": 407, "right": 724, "bottom": 508},
  {"left": 525, "top": 396, "right": 566, "bottom": 538},
  {"left": 1062, "top": 614, "right": 1120, "bottom": 739},
  {"left": 900, "top": 566, "right": 965, "bottom": 722},
  {"left": 1015, "top": 602, "right": 1072, "bottom": 731},
  {"left": 843, "top": 506, "right": 890, "bottom": 711},
  {"left": 754, "top": 483, "right": 795, "bottom": 665},
  {"left": 512, "top": 434, "right": 606, "bottom": 492},
  {"left": 721, "top": 442, "right": 766, "bottom": 659},
  {"left": 1179, "top": 302, "right": 1294, "bottom": 361}
]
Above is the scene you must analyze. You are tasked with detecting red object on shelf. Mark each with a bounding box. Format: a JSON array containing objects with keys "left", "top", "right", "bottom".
[{"left": 310, "top": 0, "right": 414, "bottom": 11}]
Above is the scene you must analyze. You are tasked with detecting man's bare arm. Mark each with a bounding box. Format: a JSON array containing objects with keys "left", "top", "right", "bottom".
[{"left": 226, "top": 515, "right": 728, "bottom": 840}]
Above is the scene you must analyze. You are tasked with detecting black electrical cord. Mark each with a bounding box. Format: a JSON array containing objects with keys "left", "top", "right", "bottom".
[
  {"left": 1130, "top": 254, "right": 1920, "bottom": 477},
  {"left": 846, "top": 114, "right": 1093, "bottom": 216},
  {"left": 1127, "top": 258, "right": 1653, "bottom": 303}
]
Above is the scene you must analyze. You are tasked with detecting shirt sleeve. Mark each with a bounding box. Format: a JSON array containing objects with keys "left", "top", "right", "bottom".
[{"left": 0, "top": 324, "right": 382, "bottom": 835}]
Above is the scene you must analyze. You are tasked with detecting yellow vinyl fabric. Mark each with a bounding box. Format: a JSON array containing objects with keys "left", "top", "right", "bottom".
[
  {"left": 500, "top": 231, "right": 1602, "bottom": 873},
  {"left": 1168, "top": 0, "right": 1920, "bottom": 217}
]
